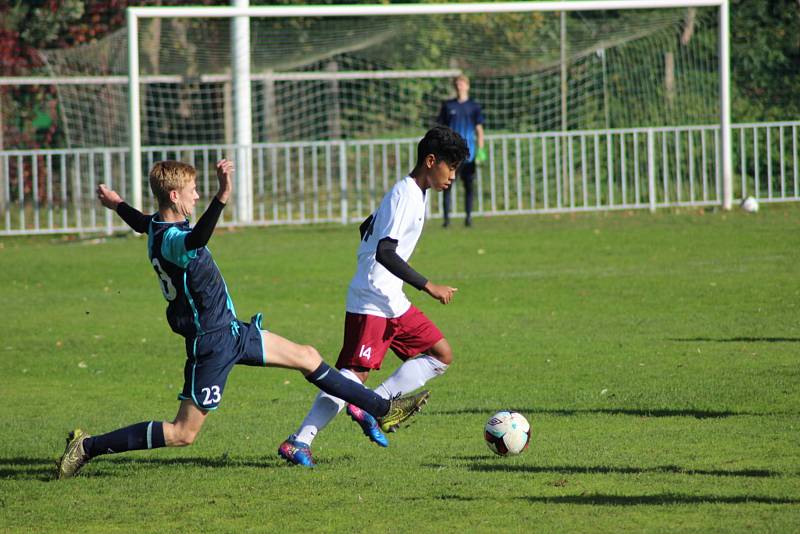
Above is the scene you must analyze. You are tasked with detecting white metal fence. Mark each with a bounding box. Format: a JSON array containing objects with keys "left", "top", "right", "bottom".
[{"left": 1, "top": 120, "right": 798, "bottom": 236}]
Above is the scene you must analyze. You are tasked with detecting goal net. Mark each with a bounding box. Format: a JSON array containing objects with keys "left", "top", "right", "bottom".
[{"left": 39, "top": 5, "right": 721, "bottom": 149}]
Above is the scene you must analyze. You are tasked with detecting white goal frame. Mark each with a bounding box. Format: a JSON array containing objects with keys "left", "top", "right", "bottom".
[{"left": 126, "top": 0, "right": 732, "bottom": 217}]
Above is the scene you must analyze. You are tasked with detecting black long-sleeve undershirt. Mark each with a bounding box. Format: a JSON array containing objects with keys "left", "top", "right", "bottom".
[
  {"left": 116, "top": 202, "right": 151, "bottom": 234},
  {"left": 183, "top": 197, "right": 225, "bottom": 250},
  {"left": 375, "top": 237, "right": 428, "bottom": 291},
  {"left": 115, "top": 197, "right": 226, "bottom": 250}
]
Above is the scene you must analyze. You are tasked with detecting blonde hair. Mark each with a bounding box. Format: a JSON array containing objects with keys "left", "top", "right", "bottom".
[
  {"left": 454, "top": 74, "right": 470, "bottom": 85},
  {"left": 149, "top": 160, "right": 196, "bottom": 208}
]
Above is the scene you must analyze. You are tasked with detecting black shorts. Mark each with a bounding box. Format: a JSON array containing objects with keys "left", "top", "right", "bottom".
[{"left": 179, "top": 314, "right": 266, "bottom": 410}]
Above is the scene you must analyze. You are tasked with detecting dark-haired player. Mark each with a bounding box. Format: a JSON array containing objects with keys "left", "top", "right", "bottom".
[{"left": 278, "top": 126, "right": 469, "bottom": 466}]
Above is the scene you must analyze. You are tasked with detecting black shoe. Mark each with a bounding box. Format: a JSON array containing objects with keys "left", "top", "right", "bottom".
[
  {"left": 442, "top": 220, "right": 450, "bottom": 228},
  {"left": 465, "top": 217, "right": 472, "bottom": 227}
]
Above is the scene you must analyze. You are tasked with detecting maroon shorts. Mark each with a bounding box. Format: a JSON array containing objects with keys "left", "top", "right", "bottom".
[{"left": 336, "top": 305, "right": 444, "bottom": 370}]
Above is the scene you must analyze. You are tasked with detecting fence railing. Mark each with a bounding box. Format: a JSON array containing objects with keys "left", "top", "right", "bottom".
[{"left": 1, "top": 121, "right": 798, "bottom": 235}]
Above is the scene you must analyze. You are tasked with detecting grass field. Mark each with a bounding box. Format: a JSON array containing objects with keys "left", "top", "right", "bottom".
[{"left": 2, "top": 205, "right": 799, "bottom": 532}]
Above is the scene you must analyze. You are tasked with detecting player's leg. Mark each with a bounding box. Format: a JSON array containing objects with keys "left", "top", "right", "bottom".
[
  {"left": 332, "top": 313, "right": 393, "bottom": 445},
  {"left": 461, "top": 161, "right": 476, "bottom": 226},
  {"left": 57, "top": 400, "right": 207, "bottom": 479},
  {"left": 261, "top": 330, "right": 393, "bottom": 421},
  {"left": 163, "top": 399, "right": 210, "bottom": 446},
  {"left": 292, "top": 367, "right": 368, "bottom": 444},
  {"left": 344, "top": 367, "right": 389, "bottom": 447},
  {"left": 442, "top": 184, "right": 452, "bottom": 227},
  {"left": 279, "top": 366, "right": 372, "bottom": 466},
  {"left": 58, "top": 330, "right": 245, "bottom": 479},
  {"left": 374, "top": 306, "right": 451, "bottom": 400},
  {"left": 279, "top": 313, "right": 393, "bottom": 464}
]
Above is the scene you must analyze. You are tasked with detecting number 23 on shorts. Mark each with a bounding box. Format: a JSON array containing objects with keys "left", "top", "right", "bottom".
[{"left": 201, "top": 385, "right": 221, "bottom": 405}]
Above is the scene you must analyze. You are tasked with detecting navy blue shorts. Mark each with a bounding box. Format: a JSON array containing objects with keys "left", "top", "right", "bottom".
[{"left": 179, "top": 314, "right": 266, "bottom": 410}]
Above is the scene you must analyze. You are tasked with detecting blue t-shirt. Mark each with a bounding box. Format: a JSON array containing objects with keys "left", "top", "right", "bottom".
[
  {"left": 437, "top": 98, "right": 485, "bottom": 163},
  {"left": 147, "top": 217, "right": 236, "bottom": 338}
]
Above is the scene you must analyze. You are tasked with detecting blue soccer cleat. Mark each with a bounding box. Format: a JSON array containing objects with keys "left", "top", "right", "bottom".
[
  {"left": 278, "top": 438, "right": 315, "bottom": 467},
  {"left": 347, "top": 404, "right": 389, "bottom": 447}
]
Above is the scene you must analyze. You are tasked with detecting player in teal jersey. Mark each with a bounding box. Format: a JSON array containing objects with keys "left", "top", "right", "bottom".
[{"left": 56, "top": 159, "right": 428, "bottom": 478}]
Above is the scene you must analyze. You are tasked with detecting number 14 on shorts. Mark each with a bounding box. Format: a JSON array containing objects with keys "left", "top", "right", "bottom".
[{"left": 359, "top": 345, "right": 372, "bottom": 360}]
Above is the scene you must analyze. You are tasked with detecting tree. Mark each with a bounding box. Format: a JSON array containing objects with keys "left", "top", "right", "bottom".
[{"left": 730, "top": 0, "right": 800, "bottom": 121}]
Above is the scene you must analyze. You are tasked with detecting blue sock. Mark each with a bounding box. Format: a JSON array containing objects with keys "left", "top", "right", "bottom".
[
  {"left": 305, "top": 362, "right": 389, "bottom": 418},
  {"left": 84, "top": 421, "right": 166, "bottom": 458}
]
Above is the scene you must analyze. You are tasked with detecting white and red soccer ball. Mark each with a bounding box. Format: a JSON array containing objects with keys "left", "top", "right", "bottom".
[{"left": 484, "top": 410, "right": 530, "bottom": 456}]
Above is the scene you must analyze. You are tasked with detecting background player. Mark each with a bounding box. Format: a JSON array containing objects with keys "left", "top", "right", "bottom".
[
  {"left": 278, "top": 126, "right": 468, "bottom": 466},
  {"left": 56, "top": 159, "right": 429, "bottom": 478},
  {"left": 436, "top": 74, "right": 486, "bottom": 228}
]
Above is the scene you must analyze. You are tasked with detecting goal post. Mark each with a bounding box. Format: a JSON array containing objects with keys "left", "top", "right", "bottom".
[{"left": 125, "top": 0, "right": 732, "bottom": 217}]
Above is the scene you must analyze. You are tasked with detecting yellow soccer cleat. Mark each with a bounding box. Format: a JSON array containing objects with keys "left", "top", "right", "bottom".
[
  {"left": 377, "top": 390, "right": 430, "bottom": 433},
  {"left": 56, "top": 428, "right": 91, "bottom": 479}
]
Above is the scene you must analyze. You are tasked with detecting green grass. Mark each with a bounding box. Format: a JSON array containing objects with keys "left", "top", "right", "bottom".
[{"left": 1, "top": 205, "right": 799, "bottom": 532}]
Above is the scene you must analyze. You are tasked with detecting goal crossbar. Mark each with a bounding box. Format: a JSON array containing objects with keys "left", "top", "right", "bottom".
[{"left": 128, "top": 1, "right": 725, "bottom": 19}]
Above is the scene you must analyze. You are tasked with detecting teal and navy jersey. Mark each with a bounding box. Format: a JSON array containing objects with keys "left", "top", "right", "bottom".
[
  {"left": 437, "top": 98, "right": 484, "bottom": 163},
  {"left": 147, "top": 217, "right": 236, "bottom": 338}
]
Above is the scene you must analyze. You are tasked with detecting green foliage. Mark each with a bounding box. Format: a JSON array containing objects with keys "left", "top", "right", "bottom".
[
  {"left": 731, "top": 0, "right": 800, "bottom": 122},
  {"left": 14, "top": 0, "right": 85, "bottom": 46},
  {"left": 1, "top": 206, "right": 800, "bottom": 530}
]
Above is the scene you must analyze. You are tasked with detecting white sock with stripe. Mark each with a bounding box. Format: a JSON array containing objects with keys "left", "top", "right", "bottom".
[{"left": 374, "top": 354, "right": 448, "bottom": 399}]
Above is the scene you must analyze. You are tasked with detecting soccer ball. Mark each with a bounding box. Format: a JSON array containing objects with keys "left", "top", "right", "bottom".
[
  {"left": 484, "top": 411, "right": 531, "bottom": 456},
  {"left": 741, "top": 196, "right": 759, "bottom": 213}
]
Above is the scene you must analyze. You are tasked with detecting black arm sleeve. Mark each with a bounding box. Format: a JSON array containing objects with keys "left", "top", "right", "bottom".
[
  {"left": 116, "top": 202, "right": 151, "bottom": 234},
  {"left": 184, "top": 196, "right": 226, "bottom": 251},
  {"left": 375, "top": 237, "right": 428, "bottom": 291}
]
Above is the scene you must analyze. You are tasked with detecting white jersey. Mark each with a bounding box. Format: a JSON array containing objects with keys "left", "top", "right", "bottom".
[{"left": 346, "top": 176, "right": 428, "bottom": 318}]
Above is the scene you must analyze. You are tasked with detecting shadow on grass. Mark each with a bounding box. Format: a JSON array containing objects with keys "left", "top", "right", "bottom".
[
  {"left": 408, "top": 494, "right": 480, "bottom": 502},
  {"left": 459, "top": 461, "right": 784, "bottom": 478},
  {"left": 0, "top": 454, "right": 286, "bottom": 481},
  {"left": 517, "top": 494, "right": 800, "bottom": 505},
  {"left": 100, "top": 456, "right": 277, "bottom": 469},
  {"left": 0, "top": 457, "right": 57, "bottom": 481},
  {"left": 431, "top": 408, "right": 770, "bottom": 419},
  {"left": 671, "top": 337, "right": 800, "bottom": 343}
]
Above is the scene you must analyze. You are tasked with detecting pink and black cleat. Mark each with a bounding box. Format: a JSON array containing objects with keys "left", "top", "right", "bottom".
[
  {"left": 278, "top": 438, "right": 315, "bottom": 467},
  {"left": 347, "top": 404, "right": 389, "bottom": 447}
]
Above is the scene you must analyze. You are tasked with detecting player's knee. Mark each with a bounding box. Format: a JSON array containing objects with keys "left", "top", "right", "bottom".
[
  {"left": 299, "top": 344, "right": 322, "bottom": 370},
  {"left": 430, "top": 340, "right": 453, "bottom": 366},
  {"left": 436, "top": 350, "right": 453, "bottom": 366}
]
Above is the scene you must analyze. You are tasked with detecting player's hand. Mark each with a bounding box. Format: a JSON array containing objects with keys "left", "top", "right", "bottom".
[
  {"left": 215, "top": 159, "right": 234, "bottom": 204},
  {"left": 96, "top": 184, "right": 123, "bottom": 210},
  {"left": 475, "top": 146, "right": 488, "bottom": 164},
  {"left": 424, "top": 282, "right": 458, "bottom": 305}
]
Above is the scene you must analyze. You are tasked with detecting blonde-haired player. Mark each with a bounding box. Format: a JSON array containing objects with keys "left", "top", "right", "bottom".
[{"left": 56, "top": 159, "right": 430, "bottom": 478}]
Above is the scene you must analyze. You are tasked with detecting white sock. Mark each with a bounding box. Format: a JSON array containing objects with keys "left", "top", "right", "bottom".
[
  {"left": 293, "top": 368, "right": 363, "bottom": 445},
  {"left": 374, "top": 354, "right": 448, "bottom": 399}
]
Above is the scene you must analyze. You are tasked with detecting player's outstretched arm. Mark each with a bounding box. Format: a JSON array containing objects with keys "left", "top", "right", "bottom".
[
  {"left": 184, "top": 159, "right": 234, "bottom": 251},
  {"left": 214, "top": 158, "right": 233, "bottom": 204},
  {"left": 96, "top": 184, "right": 151, "bottom": 234}
]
